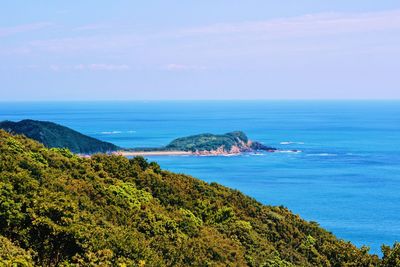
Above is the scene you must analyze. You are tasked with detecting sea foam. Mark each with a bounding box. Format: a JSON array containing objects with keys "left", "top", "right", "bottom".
[{"left": 280, "top": 141, "right": 305, "bottom": 145}]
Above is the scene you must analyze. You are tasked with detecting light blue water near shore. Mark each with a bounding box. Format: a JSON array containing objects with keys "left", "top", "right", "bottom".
[{"left": 1, "top": 100, "right": 400, "bottom": 254}]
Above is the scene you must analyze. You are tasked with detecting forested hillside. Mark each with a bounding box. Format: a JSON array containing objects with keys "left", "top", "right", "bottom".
[{"left": 0, "top": 130, "right": 399, "bottom": 266}]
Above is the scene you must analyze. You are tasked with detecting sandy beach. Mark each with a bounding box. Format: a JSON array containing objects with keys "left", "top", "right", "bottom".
[{"left": 115, "top": 151, "right": 193, "bottom": 156}]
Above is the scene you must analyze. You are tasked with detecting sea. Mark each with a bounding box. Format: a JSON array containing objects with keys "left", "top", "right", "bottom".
[{"left": 1, "top": 100, "right": 399, "bottom": 255}]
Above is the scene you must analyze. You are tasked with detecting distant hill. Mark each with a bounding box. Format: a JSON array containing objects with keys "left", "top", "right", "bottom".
[
  {"left": 164, "top": 131, "right": 276, "bottom": 153},
  {"left": 0, "top": 119, "right": 119, "bottom": 154}
]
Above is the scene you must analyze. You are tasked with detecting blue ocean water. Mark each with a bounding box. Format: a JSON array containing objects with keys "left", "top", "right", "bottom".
[{"left": 1, "top": 100, "right": 399, "bottom": 254}]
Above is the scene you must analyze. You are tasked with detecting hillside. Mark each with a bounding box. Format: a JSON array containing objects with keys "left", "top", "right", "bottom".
[
  {"left": 164, "top": 131, "right": 276, "bottom": 153},
  {"left": 2, "top": 130, "right": 399, "bottom": 266},
  {"left": 0, "top": 120, "right": 119, "bottom": 154}
]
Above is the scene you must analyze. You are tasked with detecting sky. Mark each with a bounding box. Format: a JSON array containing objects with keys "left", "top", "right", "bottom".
[{"left": 1, "top": 1, "right": 400, "bottom": 100}]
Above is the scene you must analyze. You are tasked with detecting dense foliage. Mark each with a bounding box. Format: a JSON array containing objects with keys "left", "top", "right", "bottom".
[
  {"left": 165, "top": 131, "right": 275, "bottom": 152},
  {"left": 0, "top": 120, "right": 119, "bottom": 154},
  {"left": 0, "top": 130, "right": 398, "bottom": 266}
]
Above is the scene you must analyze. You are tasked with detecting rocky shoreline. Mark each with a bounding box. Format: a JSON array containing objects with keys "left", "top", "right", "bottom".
[
  {"left": 116, "top": 145, "right": 293, "bottom": 157},
  {"left": 117, "top": 131, "right": 302, "bottom": 156}
]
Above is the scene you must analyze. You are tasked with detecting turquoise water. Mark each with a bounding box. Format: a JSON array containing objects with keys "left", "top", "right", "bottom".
[{"left": 1, "top": 101, "right": 399, "bottom": 254}]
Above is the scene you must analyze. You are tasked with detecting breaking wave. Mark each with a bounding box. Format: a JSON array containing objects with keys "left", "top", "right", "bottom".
[
  {"left": 100, "top": 130, "right": 136, "bottom": 135},
  {"left": 280, "top": 141, "right": 305, "bottom": 145}
]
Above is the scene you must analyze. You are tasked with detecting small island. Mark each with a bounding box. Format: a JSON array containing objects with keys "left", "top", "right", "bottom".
[{"left": 119, "top": 131, "right": 278, "bottom": 156}]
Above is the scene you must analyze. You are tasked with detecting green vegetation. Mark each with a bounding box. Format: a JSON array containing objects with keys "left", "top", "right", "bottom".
[
  {"left": 0, "top": 130, "right": 399, "bottom": 266},
  {"left": 164, "top": 131, "right": 275, "bottom": 152},
  {"left": 0, "top": 120, "right": 119, "bottom": 154}
]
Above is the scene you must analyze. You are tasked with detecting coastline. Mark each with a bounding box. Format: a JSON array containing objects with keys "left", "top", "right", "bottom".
[
  {"left": 115, "top": 150, "right": 193, "bottom": 156},
  {"left": 114, "top": 149, "right": 280, "bottom": 157}
]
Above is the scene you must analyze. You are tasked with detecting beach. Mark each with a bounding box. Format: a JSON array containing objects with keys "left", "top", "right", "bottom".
[{"left": 115, "top": 150, "right": 193, "bottom": 156}]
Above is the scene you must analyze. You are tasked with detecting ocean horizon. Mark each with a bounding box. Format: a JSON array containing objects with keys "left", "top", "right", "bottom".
[{"left": 1, "top": 100, "right": 399, "bottom": 255}]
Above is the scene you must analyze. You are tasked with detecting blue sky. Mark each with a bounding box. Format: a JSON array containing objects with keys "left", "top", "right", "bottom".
[{"left": 1, "top": 1, "right": 400, "bottom": 100}]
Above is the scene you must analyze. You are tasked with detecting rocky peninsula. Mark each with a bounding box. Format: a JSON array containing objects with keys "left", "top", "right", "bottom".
[{"left": 120, "top": 131, "right": 278, "bottom": 156}]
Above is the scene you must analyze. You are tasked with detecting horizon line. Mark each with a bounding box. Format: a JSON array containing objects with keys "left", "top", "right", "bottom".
[{"left": 1, "top": 98, "right": 400, "bottom": 102}]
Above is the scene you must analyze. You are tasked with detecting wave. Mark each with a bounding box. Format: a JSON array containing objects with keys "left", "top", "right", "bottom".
[
  {"left": 101, "top": 131, "right": 122, "bottom": 135},
  {"left": 100, "top": 130, "right": 136, "bottom": 135},
  {"left": 280, "top": 141, "right": 305, "bottom": 145},
  {"left": 307, "top": 153, "right": 337, "bottom": 157},
  {"left": 277, "top": 150, "right": 302, "bottom": 154}
]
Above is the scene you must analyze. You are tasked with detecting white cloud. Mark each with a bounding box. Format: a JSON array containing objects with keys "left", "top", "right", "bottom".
[
  {"left": 16, "top": 9, "right": 400, "bottom": 57},
  {"left": 49, "top": 64, "right": 60, "bottom": 71},
  {"left": 3, "top": 9, "right": 400, "bottom": 72},
  {"left": 29, "top": 34, "right": 143, "bottom": 53},
  {"left": 0, "top": 22, "right": 52, "bottom": 37},
  {"left": 80, "top": 64, "right": 130, "bottom": 71},
  {"left": 74, "top": 23, "right": 111, "bottom": 31},
  {"left": 47, "top": 64, "right": 130, "bottom": 71},
  {"left": 164, "top": 64, "right": 207, "bottom": 71},
  {"left": 178, "top": 9, "right": 400, "bottom": 39}
]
